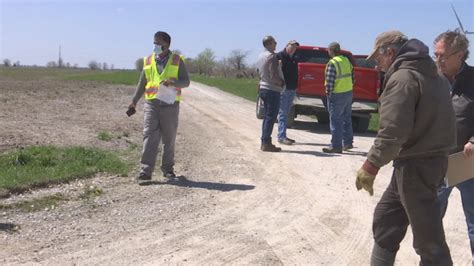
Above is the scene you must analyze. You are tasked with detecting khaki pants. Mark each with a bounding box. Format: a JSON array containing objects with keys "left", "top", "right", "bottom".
[
  {"left": 372, "top": 156, "right": 452, "bottom": 266},
  {"left": 140, "top": 100, "right": 179, "bottom": 176}
]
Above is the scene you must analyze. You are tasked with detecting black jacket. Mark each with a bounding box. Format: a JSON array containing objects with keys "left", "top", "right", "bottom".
[
  {"left": 451, "top": 63, "right": 474, "bottom": 152},
  {"left": 277, "top": 50, "right": 298, "bottom": 90}
]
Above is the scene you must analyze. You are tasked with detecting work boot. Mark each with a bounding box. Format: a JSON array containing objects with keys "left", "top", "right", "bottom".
[
  {"left": 343, "top": 144, "right": 354, "bottom": 151},
  {"left": 370, "top": 243, "right": 397, "bottom": 266},
  {"left": 261, "top": 143, "right": 282, "bottom": 152},
  {"left": 278, "top": 138, "right": 294, "bottom": 145},
  {"left": 136, "top": 173, "right": 151, "bottom": 182},
  {"left": 163, "top": 171, "right": 176, "bottom": 179},
  {"left": 286, "top": 137, "right": 296, "bottom": 143},
  {"left": 322, "top": 146, "right": 342, "bottom": 154}
]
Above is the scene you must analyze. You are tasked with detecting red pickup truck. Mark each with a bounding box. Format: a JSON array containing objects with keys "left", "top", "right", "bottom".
[{"left": 256, "top": 46, "right": 380, "bottom": 132}]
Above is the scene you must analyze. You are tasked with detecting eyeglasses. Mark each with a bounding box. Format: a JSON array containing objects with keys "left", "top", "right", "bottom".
[{"left": 432, "top": 50, "right": 459, "bottom": 62}]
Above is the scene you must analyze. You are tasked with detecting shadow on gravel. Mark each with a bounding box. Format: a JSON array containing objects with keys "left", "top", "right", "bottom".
[
  {"left": 290, "top": 120, "right": 377, "bottom": 137},
  {"left": 293, "top": 142, "right": 327, "bottom": 147},
  {"left": 0, "top": 223, "right": 19, "bottom": 233},
  {"left": 342, "top": 150, "right": 368, "bottom": 157},
  {"left": 281, "top": 148, "right": 367, "bottom": 157},
  {"left": 280, "top": 150, "right": 339, "bottom": 157},
  {"left": 139, "top": 176, "right": 255, "bottom": 192}
]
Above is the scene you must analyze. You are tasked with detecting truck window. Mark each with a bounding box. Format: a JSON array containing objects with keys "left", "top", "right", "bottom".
[
  {"left": 354, "top": 58, "right": 376, "bottom": 69},
  {"left": 294, "top": 49, "right": 353, "bottom": 65},
  {"left": 294, "top": 50, "right": 330, "bottom": 64}
]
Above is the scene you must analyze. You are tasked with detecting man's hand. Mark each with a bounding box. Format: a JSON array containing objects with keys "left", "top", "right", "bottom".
[
  {"left": 160, "top": 79, "right": 175, "bottom": 87},
  {"left": 356, "top": 169, "right": 376, "bottom": 196},
  {"left": 356, "top": 160, "right": 380, "bottom": 196},
  {"left": 464, "top": 142, "right": 474, "bottom": 158},
  {"left": 128, "top": 102, "right": 136, "bottom": 109}
]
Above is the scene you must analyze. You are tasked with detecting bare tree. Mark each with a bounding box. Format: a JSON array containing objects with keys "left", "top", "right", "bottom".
[
  {"left": 214, "top": 58, "right": 233, "bottom": 77},
  {"left": 135, "top": 58, "right": 144, "bottom": 71},
  {"left": 88, "top": 60, "right": 100, "bottom": 70},
  {"left": 228, "top": 49, "right": 249, "bottom": 71},
  {"left": 3, "top": 59, "right": 11, "bottom": 67},
  {"left": 46, "top": 61, "right": 58, "bottom": 68},
  {"left": 171, "top": 49, "right": 182, "bottom": 55},
  {"left": 103, "top": 62, "right": 108, "bottom": 70},
  {"left": 195, "top": 48, "right": 216, "bottom": 76}
]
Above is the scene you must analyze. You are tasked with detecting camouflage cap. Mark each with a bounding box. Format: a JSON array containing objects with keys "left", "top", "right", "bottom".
[{"left": 367, "top": 30, "right": 408, "bottom": 60}]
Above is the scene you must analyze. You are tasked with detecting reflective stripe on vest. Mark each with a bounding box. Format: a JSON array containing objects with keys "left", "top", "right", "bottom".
[
  {"left": 325, "top": 55, "right": 353, "bottom": 93},
  {"left": 143, "top": 53, "right": 183, "bottom": 101}
]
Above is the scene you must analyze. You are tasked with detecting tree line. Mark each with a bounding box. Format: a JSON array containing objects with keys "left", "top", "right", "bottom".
[
  {"left": 2, "top": 58, "right": 114, "bottom": 70},
  {"left": 134, "top": 48, "right": 258, "bottom": 79}
]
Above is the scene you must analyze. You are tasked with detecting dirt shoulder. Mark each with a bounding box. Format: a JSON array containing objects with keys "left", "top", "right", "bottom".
[{"left": 0, "top": 78, "right": 470, "bottom": 264}]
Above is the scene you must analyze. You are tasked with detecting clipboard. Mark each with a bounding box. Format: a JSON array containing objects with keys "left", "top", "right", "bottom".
[{"left": 446, "top": 151, "right": 474, "bottom": 187}]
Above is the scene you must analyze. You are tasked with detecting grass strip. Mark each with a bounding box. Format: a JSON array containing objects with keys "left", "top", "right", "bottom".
[
  {"left": 0, "top": 146, "right": 130, "bottom": 194},
  {"left": 191, "top": 75, "right": 259, "bottom": 102},
  {"left": 64, "top": 70, "right": 140, "bottom": 85}
]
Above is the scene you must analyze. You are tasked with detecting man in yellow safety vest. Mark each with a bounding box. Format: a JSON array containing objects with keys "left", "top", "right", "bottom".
[
  {"left": 128, "top": 31, "right": 189, "bottom": 182},
  {"left": 322, "top": 42, "right": 355, "bottom": 154}
]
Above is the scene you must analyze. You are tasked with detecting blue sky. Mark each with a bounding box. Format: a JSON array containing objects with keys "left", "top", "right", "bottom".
[{"left": 1, "top": 0, "right": 473, "bottom": 69}]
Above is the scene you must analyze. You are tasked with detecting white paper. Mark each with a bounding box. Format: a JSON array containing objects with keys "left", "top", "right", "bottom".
[
  {"left": 446, "top": 151, "right": 474, "bottom": 187},
  {"left": 157, "top": 84, "right": 177, "bottom": 104}
]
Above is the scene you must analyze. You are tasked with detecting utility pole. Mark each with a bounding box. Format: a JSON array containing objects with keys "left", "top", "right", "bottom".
[{"left": 58, "top": 45, "right": 63, "bottom": 68}]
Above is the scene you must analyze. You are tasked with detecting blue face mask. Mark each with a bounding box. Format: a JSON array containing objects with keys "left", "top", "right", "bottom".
[{"left": 153, "top": 44, "right": 163, "bottom": 54}]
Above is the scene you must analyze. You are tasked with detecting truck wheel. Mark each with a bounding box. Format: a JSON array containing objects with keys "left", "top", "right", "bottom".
[
  {"left": 256, "top": 96, "right": 264, "bottom": 119},
  {"left": 287, "top": 106, "right": 296, "bottom": 128},
  {"left": 352, "top": 116, "right": 370, "bottom": 133},
  {"left": 317, "top": 113, "right": 330, "bottom": 124}
]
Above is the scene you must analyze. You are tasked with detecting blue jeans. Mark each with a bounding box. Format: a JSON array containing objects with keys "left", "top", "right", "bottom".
[
  {"left": 278, "top": 89, "right": 296, "bottom": 141},
  {"left": 327, "top": 91, "right": 353, "bottom": 149},
  {"left": 260, "top": 89, "right": 280, "bottom": 144},
  {"left": 438, "top": 177, "right": 474, "bottom": 256}
]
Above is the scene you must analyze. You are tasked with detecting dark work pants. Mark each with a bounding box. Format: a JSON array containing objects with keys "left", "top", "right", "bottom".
[
  {"left": 372, "top": 157, "right": 452, "bottom": 266},
  {"left": 260, "top": 89, "right": 280, "bottom": 144}
]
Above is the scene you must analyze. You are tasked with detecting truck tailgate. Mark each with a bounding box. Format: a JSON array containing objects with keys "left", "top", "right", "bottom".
[
  {"left": 353, "top": 67, "right": 379, "bottom": 102},
  {"left": 297, "top": 63, "right": 379, "bottom": 102}
]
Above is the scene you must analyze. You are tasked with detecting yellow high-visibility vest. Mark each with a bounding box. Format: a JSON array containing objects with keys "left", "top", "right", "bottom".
[
  {"left": 325, "top": 55, "right": 353, "bottom": 93},
  {"left": 143, "top": 52, "right": 183, "bottom": 101}
]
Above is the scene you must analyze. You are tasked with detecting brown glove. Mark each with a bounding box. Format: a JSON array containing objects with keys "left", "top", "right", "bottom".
[{"left": 356, "top": 160, "right": 379, "bottom": 196}]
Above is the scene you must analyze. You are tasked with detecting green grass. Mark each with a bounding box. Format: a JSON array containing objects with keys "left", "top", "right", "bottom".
[
  {"left": 0, "top": 146, "right": 131, "bottom": 194},
  {"left": 0, "top": 67, "right": 97, "bottom": 81},
  {"left": 64, "top": 70, "right": 140, "bottom": 85},
  {"left": 191, "top": 74, "right": 259, "bottom": 102},
  {"left": 0, "top": 67, "right": 140, "bottom": 85},
  {"left": 98, "top": 131, "right": 114, "bottom": 141},
  {"left": 368, "top": 113, "right": 380, "bottom": 132}
]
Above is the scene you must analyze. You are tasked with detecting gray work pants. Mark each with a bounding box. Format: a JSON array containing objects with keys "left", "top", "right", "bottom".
[
  {"left": 140, "top": 100, "right": 179, "bottom": 176},
  {"left": 372, "top": 156, "right": 452, "bottom": 266}
]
